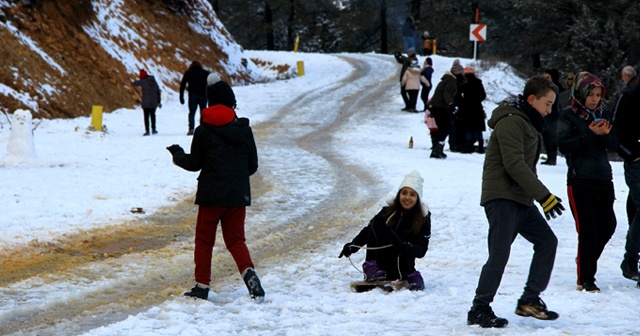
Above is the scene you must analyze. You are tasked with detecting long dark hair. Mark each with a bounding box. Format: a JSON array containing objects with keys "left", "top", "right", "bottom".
[{"left": 382, "top": 192, "right": 424, "bottom": 235}]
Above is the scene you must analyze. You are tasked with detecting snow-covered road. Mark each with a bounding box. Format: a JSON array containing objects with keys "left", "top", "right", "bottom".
[{"left": 0, "top": 53, "right": 399, "bottom": 335}]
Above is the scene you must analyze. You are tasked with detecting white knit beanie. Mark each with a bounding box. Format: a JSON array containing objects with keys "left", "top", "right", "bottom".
[
  {"left": 207, "top": 72, "right": 221, "bottom": 86},
  {"left": 398, "top": 170, "right": 423, "bottom": 201}
]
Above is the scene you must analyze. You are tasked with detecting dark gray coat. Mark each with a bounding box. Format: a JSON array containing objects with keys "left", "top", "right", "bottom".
[{"left": 133, "top": 76, "right": 161, "bottom": 109}]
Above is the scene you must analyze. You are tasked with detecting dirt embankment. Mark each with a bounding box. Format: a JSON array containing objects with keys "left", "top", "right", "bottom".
[{"left": 0, "top": 0, "right": 250, "bottom": 119}]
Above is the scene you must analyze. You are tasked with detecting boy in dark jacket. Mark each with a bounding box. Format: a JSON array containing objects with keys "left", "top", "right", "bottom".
[
  {"left": 167, "top": 81, "right": 264, "bottom": 303},
  {"left": 468, "top": 76, "right": 564, "bottom": 328},
  {"left": 179, "top": 61, "right": 210, "bottom": 135}
]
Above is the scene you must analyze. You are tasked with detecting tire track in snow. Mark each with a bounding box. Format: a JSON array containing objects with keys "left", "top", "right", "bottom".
[{"left": 0, "top": 54, "right": 398, "bottom": 335}]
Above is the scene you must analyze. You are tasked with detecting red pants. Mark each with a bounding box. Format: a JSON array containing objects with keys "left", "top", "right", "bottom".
[{"left": 194, "top": 206, "right": 254, "bottom": 285}]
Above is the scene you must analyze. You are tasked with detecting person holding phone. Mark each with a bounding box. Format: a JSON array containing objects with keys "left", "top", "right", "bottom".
[{"left": 558, "top": 71, "right": 619, "bottom": 293}]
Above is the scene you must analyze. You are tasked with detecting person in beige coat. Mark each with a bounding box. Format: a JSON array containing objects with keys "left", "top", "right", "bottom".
[{"left": 402, "top": 59, "right": 422, "bottom": 112}]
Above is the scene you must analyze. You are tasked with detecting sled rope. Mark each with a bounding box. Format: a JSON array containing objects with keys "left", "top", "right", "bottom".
[{"left": 347, "top": 244, "right": 402, "bottom": 280}]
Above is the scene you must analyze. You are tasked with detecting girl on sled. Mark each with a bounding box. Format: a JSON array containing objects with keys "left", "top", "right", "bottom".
[{"left": 339, "top": 171, "right": 431, "bottom": 291}]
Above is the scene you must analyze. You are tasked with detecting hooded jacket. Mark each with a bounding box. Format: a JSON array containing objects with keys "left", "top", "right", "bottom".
[
  {"left": 402, "top": 66, "right": 422, "bottom": 90},
  {"left": 171, "top": 105, "right": 258, "bottom": 206},
  {"left": 480, "top": 98, "right": 551, "bottom": 206},
  {"left": 429, "top": 72, "right": 458, "bottom": 110}
]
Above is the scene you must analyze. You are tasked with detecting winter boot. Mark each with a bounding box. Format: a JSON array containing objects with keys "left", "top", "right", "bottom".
[
  {"left": 184, "top": 283, "right": 209, "bottom": 300},
  {"left": 242, "top": 268, "right": 265, "bottom": 303},
  {"left": 187, "top": 128, "right": 194, "bottom": 136},
  {"left": 515, "top": 297, "right": 559, "bottom": 320},
  {"left": 406, "top": 270, "right": 424, "bottom": 291},
  {"left": 143, "top": 130, "right": 150, "bottom": 136},
  {"left": 541, "top": 153, "right": 557, "bottom": 165},
  {"left": 467, "top": 305, "right": 508, "bottom": 328},
  {"left": 621, "top": 257, "right": 640, "bottom": 280},
  {"left": 362, "top": 260, "right": 387, "bottom": 282},
  {"left": 430, "top": 142, "right": 447, "bottom": 159},
  {"left": 577, "top": 281, "right": 600, "bottom": 293}
]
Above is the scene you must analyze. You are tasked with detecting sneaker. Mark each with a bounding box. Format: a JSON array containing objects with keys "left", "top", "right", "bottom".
[
  {"left": 243, "top": 268, "right": 265, "bottom": 303},
  {"left": 467, "top": 305, "right": 508, "bottom": 328},
  {"left": 621, "top": 258, "right": 640, "bottom": 280},
  {"left": 515, "top": 297, "right": 559, "bottom": 320},
  {"left": 143, "top": 131, "right": 150, "bottom": 136},
  {"left": 577, "top": 281, "right": 601, "bottom": 293},
  {"left": 184, "top": 283, "right": 209, "bottom": 300},
  {"left": 406, "top": 270, "right": 424, "bottom": 291},
  {"left": 362, "top": 260, "right": 387, "bottom": 282}
]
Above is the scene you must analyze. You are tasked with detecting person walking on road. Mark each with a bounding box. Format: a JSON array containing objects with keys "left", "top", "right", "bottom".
[
  {"left": 132, "top": 69, "right": 161, "bottom": 136},
  {"left": 180, "top": 61, "right": 210, "bottom": 135},
  {"left": 167, "top": 80, "right": 265, "bottom": 303}
]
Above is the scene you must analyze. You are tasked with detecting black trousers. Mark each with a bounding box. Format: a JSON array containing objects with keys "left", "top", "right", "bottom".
[
  {"left": 143, "top": 107, "right": 157, "bottom": 132},
  {"left": 567, "top": 183, "right": 616, "bottom": 284},
  {"left": 473, "top": 199, "right": 558, "bottom": 307},
  {"left": 430, "top": 106, "right": 452, "bottom": 143}
]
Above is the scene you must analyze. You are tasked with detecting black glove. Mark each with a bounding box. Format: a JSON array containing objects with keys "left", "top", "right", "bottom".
[
  {"left": 338, "top": 243, "right": 359, "bottom": 258},
  {"left": 393, "top": 241, "right": 414, "bottom": 256},
  {"left": 166, "top": 144, "right": 183, "bottom": 156},
  {"left": 158, "top": 102, "right": 162, "bottom": 109},
  {"left": 179, "top": 96, "right": 185, "bottom": 105},
  {"left": 540, "top": 194, "right": 565, "bottom": 220}
]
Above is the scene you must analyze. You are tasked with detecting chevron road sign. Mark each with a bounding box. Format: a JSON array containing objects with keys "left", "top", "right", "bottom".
[{"left": 470, "top": 24, "right": 486, "bottom": 42}]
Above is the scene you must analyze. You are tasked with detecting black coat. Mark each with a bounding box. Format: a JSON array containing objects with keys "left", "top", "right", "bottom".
[
  {"left": 180, "top": 64, "right": 210, "bottom": 98},
  {"left": 457, "top": 74, "right": 486, "bottom": 132},
  {"left": 613, "top": 78, "right": 640, "bottom": 162},
  {"left": 394, "top": 53, "right": 418, "bottom": 82},
  {"left": 350, "top": 206, "right": 431, "bottom": 279},
  {"left": 558, "top": 107, "right": 618, "bottom": 186},
  {"left": 172, "top": 108, "right": 258, "bottom": 207}
]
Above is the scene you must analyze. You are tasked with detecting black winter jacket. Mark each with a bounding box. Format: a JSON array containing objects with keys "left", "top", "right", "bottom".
[
  {"left": 394, "top": 53, "right": 418, "bottom": 82},
  {"left": 558, "top": 107, "right": 618, "bottom": 186},
  {"left": 172, "top": 105, "right": 258, "bottom": 206},
  {"left": 613, "top": 79, "right": 640, "bottom": 162},
  {"left": 180, "top": 64, "right": 210, "bottom": 98},
  {"left": 350, "top": 206, "right": 431, "bottom": 279}
]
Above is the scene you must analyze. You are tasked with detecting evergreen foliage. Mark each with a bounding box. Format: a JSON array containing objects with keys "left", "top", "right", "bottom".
[{"left": 213, "top": 0, "right": 639, "bottom": 97}]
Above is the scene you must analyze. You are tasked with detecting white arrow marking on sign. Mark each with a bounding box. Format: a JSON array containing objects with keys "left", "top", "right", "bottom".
[{"left": 470, "top": 24, "right": 486, "bottom": 42}]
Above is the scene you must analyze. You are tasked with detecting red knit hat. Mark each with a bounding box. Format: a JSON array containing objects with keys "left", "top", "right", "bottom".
[{"left": 139, "top": 69, "right": 148, "bottom": 79}]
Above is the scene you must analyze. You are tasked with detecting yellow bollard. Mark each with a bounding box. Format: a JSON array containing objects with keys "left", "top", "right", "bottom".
[
  {"left": 433, "top": 39, "right": 437, "bottom": 55},
  {"left": 294, "top": 35, "right": 300, "bottom": 52},
  {"left": 91, "top": 105, "right": 103, "bottom": 131},
  {"left": 297, "top": 60, "right": 305, "bottom": 76}
]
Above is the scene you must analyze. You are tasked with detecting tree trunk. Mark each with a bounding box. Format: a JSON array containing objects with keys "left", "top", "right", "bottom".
[{"left": 265, "top": 1, "right": 274, "bottom": 50}]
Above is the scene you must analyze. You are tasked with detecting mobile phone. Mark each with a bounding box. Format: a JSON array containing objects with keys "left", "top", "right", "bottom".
[{"left": 593, "top": 118, "right": 605, "bottom": 122}]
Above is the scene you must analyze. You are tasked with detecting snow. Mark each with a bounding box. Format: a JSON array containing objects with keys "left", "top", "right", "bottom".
[{"left": 1, "top": 50, "right": 638, "bottom": 335}]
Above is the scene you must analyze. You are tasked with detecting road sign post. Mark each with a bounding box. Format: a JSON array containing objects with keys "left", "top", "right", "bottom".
[{"left": 469, "top": 24, "right": 486, "bottom": 61}]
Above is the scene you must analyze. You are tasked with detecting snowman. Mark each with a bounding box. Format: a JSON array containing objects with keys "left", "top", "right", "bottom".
[{"left": 4, "top": 109, "right": 36, "bottom": 163}]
